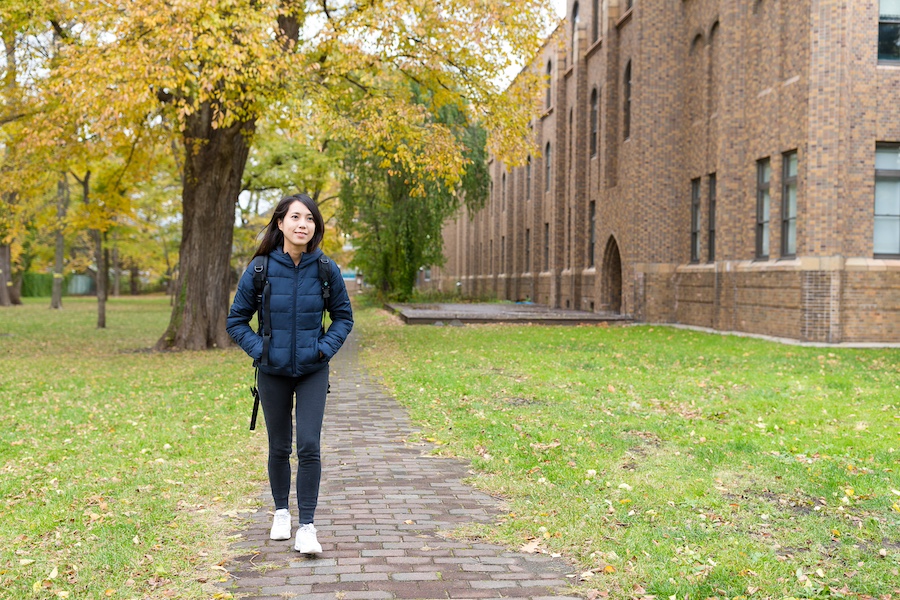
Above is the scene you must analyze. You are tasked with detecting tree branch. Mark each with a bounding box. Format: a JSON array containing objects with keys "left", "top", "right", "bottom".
[
  {"left": 0, "top": 111, "right": 31, "bottom": 125},
  {"left": 49, "top": 20, "right": 70, "bottom": 41},
  {"left": 112, "top": 131, "right": 144, "bottom": 191}
]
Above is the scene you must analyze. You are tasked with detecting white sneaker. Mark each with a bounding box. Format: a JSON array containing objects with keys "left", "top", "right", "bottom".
[
  {"left": 294, "top": 523, "right": 322, "bottom": 554},
  {"left": 270, "top": 509, "right": 291, "bottom": 541}
]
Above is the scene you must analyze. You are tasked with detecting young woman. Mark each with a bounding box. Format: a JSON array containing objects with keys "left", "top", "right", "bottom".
[{"left": 227, "top": 193, "right": 353, "bottom": 554}]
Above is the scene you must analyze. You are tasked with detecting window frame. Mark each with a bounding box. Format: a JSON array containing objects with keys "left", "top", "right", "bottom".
[
  {"left": 623, "top": 61, "right": 632, "bottom": 140},
  {"left": 590, "top": 87, "right": 599, "bottom": 158},
  {"left": 489, "top": 239, "right": 493, "bottom": 274},
  {"left": 756, "top": 158, "right": 772, "bottom": 260},
  {"left": 589, "top": 200, "right": 597, "bottom": 268},
  {"left": 525, "top": 156, "right": 532, "bottom": 201},
  {"left": 545, "top": 142, "right": 552, "bottom": 193},
  {"left": 543, "top": 222, "right": 551, "bottom": 272},
  {"left": 708, "top": 173, "right": 717, "bottom": 263},
  {"left": 525, "top": 228, "right": 531, "bottom": 273},
  {"left": 690, "top": 178, "right": 701, "bottom": 263},
  {"left": 572, "top": 2, "right": 580, "bottom": 59},
  {"left": 781, "top": 150, "right": 798, "bottom": 258},
  {"left": 879, "top": 0, "right": 900, "bottom": 63},
  {"left": 874, "top": 143, "right": 900, "bottom": 258},
  {"left": 546, "top": 60, "right": 553, "bottom": 109}
]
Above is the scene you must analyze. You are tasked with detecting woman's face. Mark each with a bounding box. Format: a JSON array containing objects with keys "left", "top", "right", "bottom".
[{"left": 278, "top": 200, "right": 316, "bottom": 253}]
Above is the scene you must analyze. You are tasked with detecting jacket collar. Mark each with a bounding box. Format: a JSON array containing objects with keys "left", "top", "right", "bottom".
[{"left": 270, "top": 247, "right": 323, "bottom": 268}]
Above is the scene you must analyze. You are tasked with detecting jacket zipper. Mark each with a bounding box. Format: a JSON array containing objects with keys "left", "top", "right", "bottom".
[{"left": 292, "top": 262, "right": 299, "bottom": 375}]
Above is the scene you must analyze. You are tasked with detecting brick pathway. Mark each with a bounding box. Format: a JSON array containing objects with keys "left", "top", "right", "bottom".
[{"left": 219, "top": 332, "right": 580, "bottom": 600}]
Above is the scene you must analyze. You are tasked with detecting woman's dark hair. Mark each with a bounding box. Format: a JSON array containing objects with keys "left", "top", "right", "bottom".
[{"left": 252, "top": 193, "right": 325, "bottom": 258}]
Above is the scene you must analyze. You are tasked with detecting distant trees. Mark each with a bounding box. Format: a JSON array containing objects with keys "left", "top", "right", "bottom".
[{"left": 339, "top": 93, "right": 490, "bottom": 300}]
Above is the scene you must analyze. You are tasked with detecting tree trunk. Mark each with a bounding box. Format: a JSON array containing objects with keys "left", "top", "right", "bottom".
[
  {"left": 1, "top": 34, "right": 16, "bottom": 308},
  {"left": 130, "top": 264, "right": 140, "bottom": 295},
  {"left": 92, "top": 229, "right": 107, "bottom": 328},
  {"left": 111, "top": 242, "right": 120, "bottom": 297},
  {"left": 73, "top": 169, "right": 107, "bottom": 328},
  {"left": 51, "top": 173, "right": 70, "bottom": 309},
  {"left": 0, "top": 243, "right": 11, "bottom": 307},
  {"left": 9, "top": 274, "right": 22, "bottom": 304},
  {"left": 156, "top": 108, "right": 255, "bottom": 350}
]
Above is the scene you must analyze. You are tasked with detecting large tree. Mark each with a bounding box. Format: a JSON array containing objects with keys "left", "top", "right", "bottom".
[{"left": 43, "top": 0, "right": 554, "bottom": 349}]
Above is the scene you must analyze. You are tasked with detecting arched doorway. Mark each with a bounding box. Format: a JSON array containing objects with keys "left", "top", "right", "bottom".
[{"left": 601, "top": 237, "right": 623, "bottom": 314}]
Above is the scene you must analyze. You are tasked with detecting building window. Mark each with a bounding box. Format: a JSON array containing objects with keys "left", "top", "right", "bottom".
[
  {"left": 592, "top": 0, "right": 600, "bottom": 42},
  {"left": 544, "top": 223, "right": 550, "bottom": 271},
  {"left": 708, "top": 22, "right": 719, "bottom": 117},
  {"left": 590, "top": 88, "right": 598, "bottom": 157},
  {"left": 526, "top": 156, "right": 532, "bottom": 200},
  {"left": 572, "top": 2, "right": 580, "bottom": 60},
  {"left": 545, "top": 142, "right": 552, "bottom": 192},
  {"left": 568, "top": 109, "right": 573, "bottom": 167},
  {"left": 623, "top": 61, "right": 632, "bottom": 140},
  {"left": 501, "top": 236, "right": 506, "bottom": 273},
  {"left": 626, "top": 0, "right": 633, "bottom": 10},
  {"left": 502, "top": 173, "right": 506, "bottom": 211},
  {"left": 781, "top": 151, "right": 798, "bottom": 257},
  {"left": 756, "top": 158, "right": 771, "bottom": 259},
  {"left": 880, "top": 0, "right": 900, "bottom": 62},
  {"left": 690, "top": 178, "right": 701, "bottom": 263},
  {"left": 589, "top": 201, "right": 596, "bottom": 267},
  {"left": 708, "top": 173, "right": 716, "bottom": 262},
  {"left": 875, "top": 144, "right": 900, "bottom": 257},
  {"left": 525, "top": 228, "right": 531, "bottom": 272},
  {"left": 546, "top": 60, "right": 553, "bottom": 108}
]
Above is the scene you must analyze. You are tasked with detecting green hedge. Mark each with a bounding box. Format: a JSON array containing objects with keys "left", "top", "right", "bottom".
[{"left": 21, "top": 273, "right": 58, "bottom": 298}]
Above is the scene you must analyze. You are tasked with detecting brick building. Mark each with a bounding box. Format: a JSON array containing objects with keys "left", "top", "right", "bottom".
[{"left": 426, "top": 0, "right": 900, "bottom": 343}]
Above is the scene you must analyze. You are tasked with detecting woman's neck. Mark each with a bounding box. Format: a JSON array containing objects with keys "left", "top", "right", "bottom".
[{"left": 282, "top": 243, "right": 307, "bottom": 265}]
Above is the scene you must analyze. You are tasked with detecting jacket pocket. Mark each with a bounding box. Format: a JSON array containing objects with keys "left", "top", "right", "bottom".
[
  {"left": 315, "top": 338, "right": 328, "bottom": 362},
  {"left": 250, "top": 333, "right": 264, "bottom": 361}
]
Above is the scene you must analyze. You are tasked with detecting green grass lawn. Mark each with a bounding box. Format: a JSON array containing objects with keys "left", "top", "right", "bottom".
[
  {"left": 3, "top": 296, "right": 898, "bottom": 600},
  {"left": 0, "top": 297, "right": 266, "bottom": 599},
  {"left": 355, "top": 305, "right": 900, "bottom": 600}
]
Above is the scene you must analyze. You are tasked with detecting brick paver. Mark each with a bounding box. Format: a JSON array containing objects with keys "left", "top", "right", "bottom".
[{"left": 219, "top": 331, "right": 580, "bottom": 599}]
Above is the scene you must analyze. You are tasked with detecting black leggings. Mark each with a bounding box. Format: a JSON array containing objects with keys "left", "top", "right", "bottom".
[{"left": 257, "top": 367, "right": 329, "bottom": 524}]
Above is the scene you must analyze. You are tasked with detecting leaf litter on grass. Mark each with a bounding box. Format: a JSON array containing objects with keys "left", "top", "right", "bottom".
[
  {"left": 1, "top": 298, "right": 268, "bottom": 599},
  {"left": 356, "top": 308, "right": 900, "bottom": 600}
]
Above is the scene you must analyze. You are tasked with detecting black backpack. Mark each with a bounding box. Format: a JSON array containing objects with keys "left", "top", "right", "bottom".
[{"left": 247, "top": 254, "right": 335, "bottom": 430}]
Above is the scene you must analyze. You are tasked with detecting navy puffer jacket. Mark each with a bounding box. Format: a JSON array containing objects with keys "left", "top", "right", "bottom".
[{"left": 226, "top": 248, "right": 353, "bottom": 377}]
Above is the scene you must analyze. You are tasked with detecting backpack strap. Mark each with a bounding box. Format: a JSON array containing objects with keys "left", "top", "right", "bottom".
[
  {"left": 250, "top": 255, "right": 271, "bottom": 366},
  {"left": 317, "top": 255, "right": 334, "bottom": 329},
  {"left": 318, "top": 256, "right": 332, "bottom": 307}
]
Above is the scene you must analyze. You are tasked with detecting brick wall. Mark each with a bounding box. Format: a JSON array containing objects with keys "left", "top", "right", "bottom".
[{"left": 424, "top": 0, "right": 900, "bottom": 344}]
